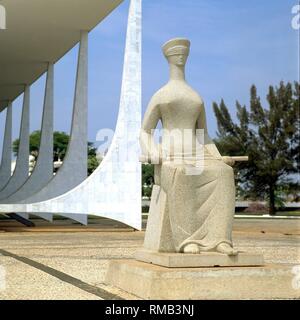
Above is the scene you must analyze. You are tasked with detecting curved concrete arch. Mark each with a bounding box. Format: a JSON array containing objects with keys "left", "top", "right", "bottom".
[
  {"left": 0, "top": 0, "right": 142, "bottom": 230},
  {"left": 1, "top": 64, "right": 54, "bottom": 222},
  {"left": 19, "top": 31, "right": 88, "bottom": 206},
  {"left": 0, "top": 86, "right": 30, "bottom": 199},
  {"left": 0, "top": 102, "right": 12, "bottom": 190},
  {"left": 16, "top": 32, "right": 88, "bottom": 225},
  {"left": 0, "top": 32, "right": 88, "bottom": 225},
  {"left": 1, "top": 63, "right": 54, "bottom": 204}
]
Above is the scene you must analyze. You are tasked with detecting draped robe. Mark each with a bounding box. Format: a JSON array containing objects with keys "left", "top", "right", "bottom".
[
  {"left": 159, "top": 147, "right": 235, "bottom": 252},
  {"left": 141, "top": 82, "right": 236, "bottom": 253}
]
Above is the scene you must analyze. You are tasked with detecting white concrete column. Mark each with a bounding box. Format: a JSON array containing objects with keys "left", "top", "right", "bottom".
[
  {"left": 0, "top": 102, "right": 12, "bottom": 190},
  {"left": 0, "top": 87, "right": 30, "bottom": 200},
  {"left": 20, "top": 32, "right": 88, "bottom": 225},
  {"left": 3, "top": 63, "right": 54, "bottom": 203},
  {"left": 3, "top": 64, "right": 55, "bottom": 222}
]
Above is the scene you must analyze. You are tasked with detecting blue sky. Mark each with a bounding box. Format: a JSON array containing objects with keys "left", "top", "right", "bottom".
[{"left": 0, "top": 0, "right": 299, "bottom": 155}]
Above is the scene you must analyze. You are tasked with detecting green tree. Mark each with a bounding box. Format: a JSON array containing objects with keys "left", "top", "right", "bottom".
[
  {"left": 53, "top": 131, "right": 70, "bottom": 161},
  {"left": 13, "top": 131, "right": 100, "bottom": 175},
  {"left": 12, "top": 130, "right": 41, "bottom": 158},
  {"left": 213, "top": 81, "right": 299, "bottom": 215},
  {"left": 13, "top": 131, "right": 70, "bottom": 160},
  {"left": 142, "top": 164, "right": 154, "bottom": 198},
  {"left": 87, "top": 142, "right": 100, "bottom": 175}
]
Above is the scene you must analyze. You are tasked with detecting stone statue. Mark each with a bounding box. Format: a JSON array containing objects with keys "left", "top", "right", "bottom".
[
  {"left": 107, "top": 37, "right": 264, "bottom": 298},
  {"left": 140, "top": 38, "right": 241, "bottom": 256}
]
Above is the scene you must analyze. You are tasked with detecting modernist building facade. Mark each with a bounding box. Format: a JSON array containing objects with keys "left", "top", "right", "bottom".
[{"left": 0, "top": 0, "right": 142, "bottom": 229}]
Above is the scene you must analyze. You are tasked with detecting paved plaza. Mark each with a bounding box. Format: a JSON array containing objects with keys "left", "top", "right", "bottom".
[{"left": 0, "top": 217, "right": 299, "bottom": 300}]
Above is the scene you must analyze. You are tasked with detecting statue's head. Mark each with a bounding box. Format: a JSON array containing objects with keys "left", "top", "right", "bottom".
[{"left": 162, "top": 38, "right": 190, "bottom": 67}]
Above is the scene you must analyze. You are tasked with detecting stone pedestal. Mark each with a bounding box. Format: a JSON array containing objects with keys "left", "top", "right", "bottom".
[
  {"left": 135, "top": 250, "right": 264, "bottom": 268},
  {"left": 105, "top": 259, "right": 300, "bottom": 300}
]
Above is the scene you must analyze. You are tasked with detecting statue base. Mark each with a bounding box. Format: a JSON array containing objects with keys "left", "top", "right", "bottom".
[
  {"left": 135, "top": 250, "right": 264, "bottom": 268},
  {"left": 105, "top": 258, "right": 300, "bottom": 299}
]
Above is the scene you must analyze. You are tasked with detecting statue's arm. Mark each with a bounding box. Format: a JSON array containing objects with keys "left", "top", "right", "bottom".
[
  {"left": 197, "top": 103, "right": 222, "bottom": 159},
  {"left": 140, "top": 96, "right": 161, "bottom": 163}
]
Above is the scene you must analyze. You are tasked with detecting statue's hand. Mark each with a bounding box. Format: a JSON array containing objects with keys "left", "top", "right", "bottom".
[
  {"left": 139, "top": 154, "right": 149, "bottom": 163},
  {"left": 222, "top": 156, "right": 235, "bottom": 166}
]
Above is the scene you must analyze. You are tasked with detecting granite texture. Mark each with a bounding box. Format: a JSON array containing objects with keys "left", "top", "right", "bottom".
[
  {"left": 135, "top": 250, "right": 264, "bottom": 268},
  {"left": 106, "top": 259, "right": 300, "bottom": 300},
  {"left": 140, "top": 38, "right": 241, "bottom": 255}
]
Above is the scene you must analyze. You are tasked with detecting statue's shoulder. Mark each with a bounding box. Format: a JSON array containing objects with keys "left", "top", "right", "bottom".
[
  {"left": 185, "top": 83, "right": 202, "bottom": 100},
  {"left": 148, "top": 84, "right": 170, "bottom": 105},
  {"left": 149, "top": 83, "right": 204, "bottom": 106},
  {"left": 184, "top": 83, "right": 204, "bottom": 102}
]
